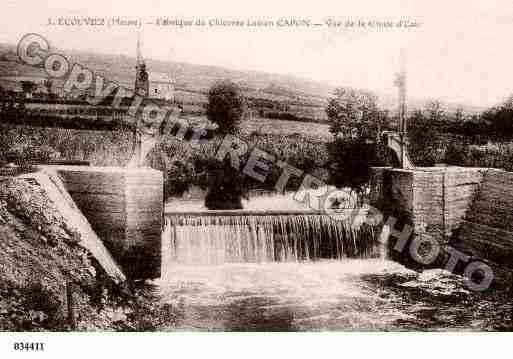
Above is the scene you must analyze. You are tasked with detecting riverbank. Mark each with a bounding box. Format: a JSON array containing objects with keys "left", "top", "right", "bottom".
[{"left": 0, "top": 171, "right": 174, "bottom": 331}]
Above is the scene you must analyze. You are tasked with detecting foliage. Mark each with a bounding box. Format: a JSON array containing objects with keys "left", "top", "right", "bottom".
[
  {"left": 203, "top": 157, "right": 249, "bottom": 210},
  {"left": 407, "top": 109, "right": 443, "bottom": 166},
  {"left": 326, "top": 87, "right": 384, "bottom": 139},
  {"left": 440, "top": 136, "right": 513, "bottom": 171},
  {"left": 444, "top": 141, "right": 470, "bottom": 165},
  {"left": 324, "top": 87, "right": 393, "bottom": 198},
  {"left": 326, "top": 138, "right": 387, "bottom": 199},
  {"left": 0, "top": 126, "right": 60, "bottom": 165},
  {"left": 241, "top": 117, "right": 331, "bottom": 141},
  {"left": 206, "top": 80, "right": 247, "bottom": 134},
  {"left": 424, "top": 100, "right": 447, "bottom": 123},
  {"left": 163, "top": 159, "right": 196, "bottom": 198},
  {"left": 20, "top": 81, "right": 36, "bottom": 95},
  {"left": 481, "top": 96, "right": 513, "bottom": 139},
  {"left": 245, "top": 132, "right": 328, "bottom": 173},
  {"left": 434, "top": 95, "right": 513, "bottom": 142}
]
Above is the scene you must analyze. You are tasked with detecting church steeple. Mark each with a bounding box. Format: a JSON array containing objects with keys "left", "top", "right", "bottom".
[{"left": 134, "top": 30, "right": 149, "bottom": 97}]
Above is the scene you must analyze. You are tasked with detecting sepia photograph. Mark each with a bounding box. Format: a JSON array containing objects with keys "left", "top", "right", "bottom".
[{"left": 0, "top": 0, "right": 512, "bottom": 356}]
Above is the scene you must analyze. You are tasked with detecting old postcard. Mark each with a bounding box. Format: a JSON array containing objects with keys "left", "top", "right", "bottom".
[{"left": 0, "top": 0, "right": 511, "bottom": 357}]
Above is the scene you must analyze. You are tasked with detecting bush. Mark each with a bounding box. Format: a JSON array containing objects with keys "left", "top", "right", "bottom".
[
  {"left": 327, "top": 138, "right": 385, "bottom": 200},
  {"left": 203, "top": 157, "right": 248, "bottom": 210},
  {"left": 163, "top": 159, "right": 196, "bottom": 198},
  {"left": 206, "top": 80, "right": 246, "bottom": 134},
  {"left": 325, "top": 87, "right": 383, "bottom": 139},
  {"left": 444, "top": 142, "right": 470, "bottom": 165},
  {"left": 0, "top": 126, "right": 60, "bottom": 165},
  {"left": 408, "top": 110, "right": 443, "bottom": 166},
  {"left": 466, "top": 142, "right": 513, "bottom": 170}
]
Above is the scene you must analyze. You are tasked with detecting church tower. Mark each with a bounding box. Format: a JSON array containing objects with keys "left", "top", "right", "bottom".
[{"left": 134, "top": 32, "right": 149, "bottom": 97}]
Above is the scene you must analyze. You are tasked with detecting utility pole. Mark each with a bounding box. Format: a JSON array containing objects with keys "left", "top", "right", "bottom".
[{"left": 394, "top": 49, "right": 407, "bottom": 168}]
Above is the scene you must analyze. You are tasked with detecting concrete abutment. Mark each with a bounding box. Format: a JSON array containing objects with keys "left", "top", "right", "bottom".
[
  {"left": 38, "top": 165, "right": 163, "bottom": 280},
  {"left": 371, "top": 166, "right": 513, "bottom": 284}
]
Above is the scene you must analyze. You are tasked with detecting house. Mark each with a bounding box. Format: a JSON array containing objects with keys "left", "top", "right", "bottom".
[{"left": 149, "top": 72, "right": 175, "bottom": 101}]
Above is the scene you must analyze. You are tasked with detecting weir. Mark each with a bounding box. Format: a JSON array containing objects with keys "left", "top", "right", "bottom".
[{"left": 162, "top": 209, "right": 380, "bottom": 269}]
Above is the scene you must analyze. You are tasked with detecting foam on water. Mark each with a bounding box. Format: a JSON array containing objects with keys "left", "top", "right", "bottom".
[
  {"left": 157, "top": 205, "right": 396, "bottom": 330},
  {"left": 156, "top": 260, "right": 415, "bottom": 330}
]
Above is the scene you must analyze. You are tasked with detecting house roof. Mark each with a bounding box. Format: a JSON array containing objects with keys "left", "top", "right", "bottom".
[{"left": 149, "top": 72, "right": 174, "bottom": 84}]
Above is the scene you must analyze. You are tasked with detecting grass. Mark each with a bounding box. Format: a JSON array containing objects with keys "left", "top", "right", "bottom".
[
  {"left": 179, "top": 115, "right": 332, "bottom": 140},
  {"left": 0, "top": 124, "right": 135, "bottom": 166},
  {"left": 439, "top": 139, "right": 513, "bottom": 171},
  {"left": 0, "top": 117, "right": 333, "bottom": 199},
  {"left": 242, "top": 117, "right": 331, "bottom": 140},
  {"left": 465, "top": 142, "right": 513, "bottom": 171}
]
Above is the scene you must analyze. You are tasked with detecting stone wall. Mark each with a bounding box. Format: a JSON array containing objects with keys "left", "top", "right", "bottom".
[
  {"left": 413, "top": 167, "right": 484, "bottom": 243},
  {"left": 39, "top": 165, "right": 163, "bottom": 279},
  {"left": 455, "top": 169, "right": 513, "bottom": 269},
  {"left": 370, "top": 166, "right": 513, "bottom": 284},
  {"left": 371, "top": 167, "right": 485, "bottom": 246}
]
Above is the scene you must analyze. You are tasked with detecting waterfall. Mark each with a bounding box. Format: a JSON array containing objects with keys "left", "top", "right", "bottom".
[{"left": 162, "top": 211, "right": 380, "bottom": 267}]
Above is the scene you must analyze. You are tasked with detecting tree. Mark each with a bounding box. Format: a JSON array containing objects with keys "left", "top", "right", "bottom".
[
  {"left": 206, "top": 80, "right": 246, "bottom": 134},
  {"left": 325, "top": 88, "right": 392, "bottom": 199},
  {"left": 424, "top": 100, "right": 446, "bottom": 123},
  {"left": 407, "top": 109, "right": 442, "bottom": 166},
  {"left": 21, "top": 81, "right": 36, "bottom": 98},
  {"left": 482, "top": 95, "right": 513, "bottom": 139},
  {"left": 0, "top": 85, "right": 6, "bottom": 113},
  {"left": 452, "top": 107, "right": 465, "bottom": 123},
  {"left": 204, "top": 157, "right": 248, "bottom": 210},
  {"left": 327, "top": 138, "right": 384, "bottom": 203},
  {"left": 0, "top": 85, "right": 4, "bottom": 101},
  {"left": 326, "top": 87, "right": 381, "bottom": 139}
]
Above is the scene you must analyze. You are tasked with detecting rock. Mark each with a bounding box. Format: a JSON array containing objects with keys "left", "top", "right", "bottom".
[
  {"left": 112, "top": 308, "right": 127, "bottom": 322},
  {"left": 401, "top": 269, "right": 470, "bottom": 296},
  {"left": 418, "top": 269, "right": 455, "bottom": 282}
]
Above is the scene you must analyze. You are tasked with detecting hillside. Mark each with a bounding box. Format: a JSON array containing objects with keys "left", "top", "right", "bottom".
[{"left": 0, "top": 42, "right": 485, "bottom": 122}]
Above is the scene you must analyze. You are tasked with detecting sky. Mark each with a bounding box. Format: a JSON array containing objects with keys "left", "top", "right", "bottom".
[{"left": 1, "top": 0, "right": 512, "bottom": 107}]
